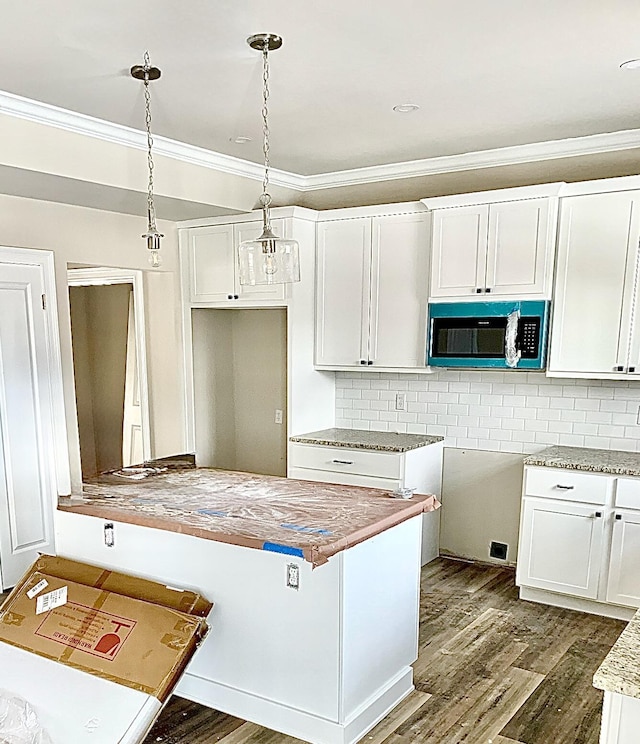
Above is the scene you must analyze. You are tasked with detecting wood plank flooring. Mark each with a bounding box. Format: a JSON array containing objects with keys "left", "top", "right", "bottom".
[{"left": 144, "top": 558, "right": 627, "bottom": 744}]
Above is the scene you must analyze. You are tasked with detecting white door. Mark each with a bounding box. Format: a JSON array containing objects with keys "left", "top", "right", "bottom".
[
  {"left": 315, "top": 218, "right": 371, "bottom": 366},
  {"left": 516, "top": 497, "right": 605, "bottom": 599},
  {"left": 606, "top": 509, "right": 640, "bottom": 608},
  {"left": 122, "top": 290, "right": 143, "bottom": 467},
  {"left": 549, "top": 191, "right": 640, "bottom": 376},
  {"left": 429, "top": 205, "right": 488, "bottom": 298},
  {"left": 370, "top": 213, "right": 429, "bottom": 368},
  {"left": 486, "top": 198, "right": 551, "bottom": 296},
  {"left": 0, "top": 262, "right": 56, "bottom": 589}
]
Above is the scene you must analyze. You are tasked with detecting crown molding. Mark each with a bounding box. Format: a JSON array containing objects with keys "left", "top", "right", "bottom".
[
  {"left": 302, "top": 129, "right": 640, "bottom": 190},
  {"left": 0, "top": 90, "right": 305, "bottom": 190},
  {"left": 2, "top": 89, "right": 640, "bottom": 194}
]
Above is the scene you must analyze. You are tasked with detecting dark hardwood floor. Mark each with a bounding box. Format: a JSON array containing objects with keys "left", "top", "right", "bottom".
[{"left": 144, "top": 557, "right": 627, "bottom": 744}]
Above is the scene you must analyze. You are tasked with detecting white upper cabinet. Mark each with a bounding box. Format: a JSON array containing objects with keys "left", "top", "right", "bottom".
[
  {"left": 186, "top": 219, "right": 288, "bottom": 304},
  {"left": 424, "top": 185, "right": 561, "bottom": 300},
  {"left": 315, "top": 206, "right": 430, "bottom": 370},
  {"left": 548, "top": 189, "right": 640, "bottom": 378}
]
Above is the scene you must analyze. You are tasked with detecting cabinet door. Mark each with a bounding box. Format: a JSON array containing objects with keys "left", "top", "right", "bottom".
[
  {"left": 369, "top": 213, "right": 430, "bottom": 368},
  {"left": 315, "top": 219, "right": 370, "bottom": 366},
  {"left": 549, "top": 192, "right": 640, "bottom": 376},
  {"left": 486, "top": 198, "right": 552, "bottom": 296},
  {"left": 188, "top": 225, "right": 235, "bottom": 302},
  {"left": 606, "top": 509, "right": 640, "bottom": 608},
  {"left": 516, "top": 497, "right": 605, "bottom": 599},
  {"left": 234, "top": 220, "right": 288, "bottom": 302},
  {"left": 429, "top": 205, "right": 488, "bottom": 298}
]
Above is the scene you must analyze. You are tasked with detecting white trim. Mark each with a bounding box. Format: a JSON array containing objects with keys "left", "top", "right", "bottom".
[
  {"left": 3, "top": 90, "right": 640, "bottom": 193},
  {"left": 421, "top": 183, "right": 566, "bottom": 210},
  {"left": 0, "top": 246, "right": 71, "bottom": 497},
  {"left": 177, "top": 205, "right": 320, "bottom": 230},
  {"left": 67, "top": 268, "right": 152, "bottom": 463},
  {"left": 518, "top": 586, "right": 637, "bottom": 621}
]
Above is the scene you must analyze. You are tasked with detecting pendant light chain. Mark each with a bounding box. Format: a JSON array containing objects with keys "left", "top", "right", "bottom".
[
  {"left": 261, "top": 40, "right": 272, "bottom": 228},
  {"left": 143, "top": 50, "right": 157, "bottom": 232}
]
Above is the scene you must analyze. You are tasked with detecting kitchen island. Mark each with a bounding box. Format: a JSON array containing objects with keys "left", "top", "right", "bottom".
[{"left": 56, "top": 467, "right": 440, "bottom": 744}]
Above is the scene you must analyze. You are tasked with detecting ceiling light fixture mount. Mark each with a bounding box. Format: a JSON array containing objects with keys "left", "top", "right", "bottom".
[
  {"left": 393, "top": 103, "right": 420, "bottom": 113},
  {"left": 131, "top": 51, "right": 163, "bottom": 268},
  {"left": 238, "top": 33, "right": 300, "bottom": 286}
]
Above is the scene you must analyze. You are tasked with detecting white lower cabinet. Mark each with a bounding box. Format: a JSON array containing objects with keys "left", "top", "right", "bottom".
[
  {"left": 517, "top": 497, "right": 605, "bottom": 600},
  {"left": 289, "top": 441, "right": 443, "bottom": 566},
  {"left": 517, "top": 466, "right": 640, "bottom": 617},
  {"left": 600, "top": 692, "right": 640, "bottom": 744}
]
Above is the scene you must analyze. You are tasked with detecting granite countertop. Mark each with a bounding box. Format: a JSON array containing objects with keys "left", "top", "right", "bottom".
[
  {"left": 593, "top": 609, "right": 640, "bottom": 698},
  {"left": 289, "top": 428, "right": 444, "bottom": 453},
  {"left": 523, "top": 445, "right": 640, "bottom": 477}
]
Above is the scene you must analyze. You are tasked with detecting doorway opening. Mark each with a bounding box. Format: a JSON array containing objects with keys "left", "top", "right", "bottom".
[{"left": 68, "top": 268, "right": 150, "bottom": 480}]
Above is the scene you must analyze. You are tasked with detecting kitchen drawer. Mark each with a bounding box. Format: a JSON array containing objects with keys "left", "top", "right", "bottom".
[
  {"left": 615, "top": 478, "right": 640, "bottom": 510},
  {"left": 289, "top": 443, "right": 402, "bottom": 480},
  {"left": 524, "top": 467, "right": 610, "bottom": 505},
  {"left": 288, "top": 467, "right": 399, "bottom": 491}
]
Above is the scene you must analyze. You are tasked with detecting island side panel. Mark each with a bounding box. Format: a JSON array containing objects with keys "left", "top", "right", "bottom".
[
  {"left": 340, "top": 515, "right": 421, "bottom": 724},
  {"left": 55, "top": 511, "right": 342, "bottom": 722},
  {"left": 404, "top": 441, "right": 444, "bottom": 564}
]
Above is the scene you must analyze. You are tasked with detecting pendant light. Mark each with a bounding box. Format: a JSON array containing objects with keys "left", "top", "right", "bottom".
[
  {"left": 131, "top": 52, "right": 164, "bottom": 268},
  {"left": 238, "top": 34, "right": 300, "bottom": 285}
]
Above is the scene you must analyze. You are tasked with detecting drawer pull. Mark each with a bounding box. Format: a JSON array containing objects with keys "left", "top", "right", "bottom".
[
  {"left": 555, "top": 484, "right": 575, "bottom": 490},
  {"left": 331, "top": 459, "right": 354, "bottom": 465},
  {"left": 615, "top": 514, "right": 623, "bottom": 520}
]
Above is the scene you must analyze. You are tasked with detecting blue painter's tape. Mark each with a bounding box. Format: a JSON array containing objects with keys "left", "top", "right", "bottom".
[
  {"left": 262, "top": 542, "right": 305, "bottom": 557},
  {"left": 196, "top": 509, "right": 228, "bottom": 517},
  {"left": 280, "top": 523, "right": 332, "bottom": 535}
]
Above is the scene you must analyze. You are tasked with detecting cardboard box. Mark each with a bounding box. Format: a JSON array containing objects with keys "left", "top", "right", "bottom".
[{"left": 0, "top": 555, "right": 212, "bottom": 743}]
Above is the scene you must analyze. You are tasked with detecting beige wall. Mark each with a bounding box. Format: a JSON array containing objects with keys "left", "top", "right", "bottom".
[
  {"left": 439, "top": 448, "right": 525, "bottom": 567},
  {"left": 0, "top": 193, "right": 185, "bottom": 493},
  {"left": 192, "top": 308, "right": 287, "bottom": 477}
]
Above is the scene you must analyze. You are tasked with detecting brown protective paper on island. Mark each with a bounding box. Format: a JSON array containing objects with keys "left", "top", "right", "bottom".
[{"left": 58, "top": 468, "right": 441, "bottom": 567}]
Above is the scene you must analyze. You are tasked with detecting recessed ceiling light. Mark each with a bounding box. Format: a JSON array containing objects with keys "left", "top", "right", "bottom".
[
  {"left": 620, "top": 59, "right": 640, "bottom": 70},
  {"left": 393, "top": 103, "right": 420, "bottom": 113},
  {"left": 232, "top": 136, "right": 252, "bottom": 144}
]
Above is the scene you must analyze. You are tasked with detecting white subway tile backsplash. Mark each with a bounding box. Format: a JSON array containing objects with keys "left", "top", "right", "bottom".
[{"left": 335, "top": 370, "right": 640, "bottom": 455}]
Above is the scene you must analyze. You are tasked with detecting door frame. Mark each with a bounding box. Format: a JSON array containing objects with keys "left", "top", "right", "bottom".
[
  {"left": 67, "top": 267, "right": 152, "bottom": 463},
  {"left": 0, "top": 246, "right": 70, "bottom": 497}
]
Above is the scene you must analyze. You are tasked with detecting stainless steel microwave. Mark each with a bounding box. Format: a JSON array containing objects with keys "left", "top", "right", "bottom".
[{"left": 427, "top": 300, "right": 549, "bottom": 370}]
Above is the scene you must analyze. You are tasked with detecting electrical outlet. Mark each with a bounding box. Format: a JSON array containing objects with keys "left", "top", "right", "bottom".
[
  {"left": 275, "top": 409, "right": 283, "bottom": 424},
  {"left": 286, "top": 563, "right": 300, "bottom": 590},
  {"left": 395, "top": 392, "right": 407, "bottom": 411}
]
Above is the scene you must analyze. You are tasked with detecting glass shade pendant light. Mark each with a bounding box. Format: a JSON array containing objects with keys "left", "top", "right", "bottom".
[
  {"left": 131, "top": 52, "right": 164, "bottom": 268},
  {"left": 238, "top": 34, "right": 300, "bottom": 285}
]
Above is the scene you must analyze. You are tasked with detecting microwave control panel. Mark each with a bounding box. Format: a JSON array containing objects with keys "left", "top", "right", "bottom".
[{"left": 518, "top": 317, "right": 541, "bottom": 358}]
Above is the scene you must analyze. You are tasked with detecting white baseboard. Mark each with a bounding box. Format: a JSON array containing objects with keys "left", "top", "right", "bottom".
[
  {"left": 519, "top": 586, "right": 636, "bottom": 621},
  {"left": 176, "top": 667, "right": 414, "bottom": 744}
]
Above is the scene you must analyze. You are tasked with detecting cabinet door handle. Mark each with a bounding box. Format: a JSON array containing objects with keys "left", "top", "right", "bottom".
[
  {"left": 595, "top": 511, "right": 602, "bottom": 518},
  {"left": 227, "top": 294, "right": 233, "bottom": 300},
  {"left": 629, "top": 366, "right": 636, "bottom": 373},
  {"left": 234, "top": 294, "right": 239, "bottom": 300},
  {"left": 615, "top": 513, "right": 623, "bottom": 520},
  {"left": 359, "top": 359, "right": 367, "bottom": 365},
  {"left": 555, "top": 484, "right": 575, "bottom": 490},
  {"left": 475, "top": 287, "right": 483, "bottom": 294},
  {"left": 485, "top": 287, "right": 492, "bottom": 293},
  {"left": 614, "top": 365, "right": 624, "bottom": 372},
  {"left": 367, "top": 360, "right": 374, "bottom": 365},
  {"left": 331, "top": 459, "right": 354, "bottom": 465}
]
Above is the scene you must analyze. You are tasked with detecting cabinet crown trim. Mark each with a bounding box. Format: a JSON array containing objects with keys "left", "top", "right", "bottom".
[{"left": 422, "top": 183, "right": 565, "bottom": 209}]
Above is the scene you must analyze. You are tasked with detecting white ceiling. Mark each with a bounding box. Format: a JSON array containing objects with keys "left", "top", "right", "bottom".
[{"left": 3, "top": 0, "right": 640, "bottom": 184}]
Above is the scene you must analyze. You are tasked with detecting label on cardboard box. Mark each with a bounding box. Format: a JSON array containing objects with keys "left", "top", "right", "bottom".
[
  {"left": 26, "top": 578, "right": 49, "bottom": 599},
  {"left": 35, "top": 586, "right": 67, "bottom": 615}
]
